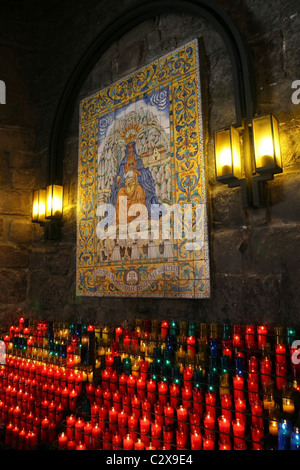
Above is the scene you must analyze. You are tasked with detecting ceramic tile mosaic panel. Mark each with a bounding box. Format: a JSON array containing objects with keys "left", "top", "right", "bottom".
[{"left": 76, "top": 39, "right": 210, "bottom": 298}]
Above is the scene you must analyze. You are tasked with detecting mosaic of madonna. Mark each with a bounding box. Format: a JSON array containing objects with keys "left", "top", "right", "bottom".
[{"left": 76, "top": 39, "right": 210, "bottom": 298}]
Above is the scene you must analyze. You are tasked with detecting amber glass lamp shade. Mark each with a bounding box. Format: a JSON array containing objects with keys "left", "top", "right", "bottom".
[
  {"left": 252, "top": 114, "right": 282, "bottom": 174},
  {"left": 46, "top": 184, "right": 63, "bottom": 219},
  {"left": 32, "top": 189, "right": 46, "bottom": 223},
  {"left": 214, "top": 126, "right": 241, "bottom": 184}
]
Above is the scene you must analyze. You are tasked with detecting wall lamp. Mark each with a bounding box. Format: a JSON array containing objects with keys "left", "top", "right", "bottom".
[
  {"left": 32, "top": 184, "right": 63, "bottom": 239},
  {"left": 214, "top": 114, "right": 283, "bottom": 208}
]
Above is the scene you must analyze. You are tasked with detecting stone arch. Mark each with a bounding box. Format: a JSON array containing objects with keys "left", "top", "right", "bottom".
[{"left": 48, "top": 0, "right": 256, "bottom": 184}]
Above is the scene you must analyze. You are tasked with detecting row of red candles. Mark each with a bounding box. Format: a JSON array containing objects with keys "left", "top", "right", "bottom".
[
  {"left": 0, "top": 346, "right": 294, "bottom": 451},
  {"left": 0, "top": 359, "right": 269, "bottom": 451}
]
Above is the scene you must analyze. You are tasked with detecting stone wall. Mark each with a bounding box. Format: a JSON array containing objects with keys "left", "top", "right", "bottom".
[{"left": 0, "top": 0, "right": 299, "bottom": 332}]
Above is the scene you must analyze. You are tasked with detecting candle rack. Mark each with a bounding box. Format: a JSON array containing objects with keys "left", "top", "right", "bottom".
[{"left": 0, "top": 317, "right": 300, "bottom": 450}]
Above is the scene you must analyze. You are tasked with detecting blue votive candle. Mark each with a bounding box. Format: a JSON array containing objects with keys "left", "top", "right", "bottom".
[{"left": 278, "top": 419, "right": 291, "bottom": 450}]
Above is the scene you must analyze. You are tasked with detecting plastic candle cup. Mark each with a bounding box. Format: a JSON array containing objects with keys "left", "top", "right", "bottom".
[
  {"left": 245, "top": 325, "right": 256, "bottom": 349},
  {"left": 203, "top": 433, "right": 215, "bottom": 450},
  {"left": 136, "top": 377, "right": 146, "bottom": 400},
  {"left": 75, "top": 417, "right": 85, "bottom": 443},
  {"left": 190, "top": 430, "right": 202, "bottom": 450},
  {"left": 84, "top": 421, "right": 93, "bottom": 449},
  {"left": 177, "top": 405, "right": 188, "bottom": 433},
  {"left": 140, "top": 415, "right": 150, "bottom": 435},
  {"left": 151, "top": 420, "right": 162, "bottom": 449},
  {"left": 118, "top": 410, "right": 128, "bottom": 437},
  {"left": 257, "top": 325, "right": 268, "bottom": 349},
  {"left": 131, "top": 395, "right": 141, "bottom": 418},
  {"left": 189, "top": 409, "right": 201, "bottom": 434},
  {"left": 158, "top": 381, "right": 168, "bottom": 405},
  {"left": 162, "top": 425, "right": 173, "bottom": 449},
  {"left": 219, "top": 440, "right": 231, "bottom": 450},
  {"left": 146, "top": 378, "right": 157, "bottom": 404},
  {"left": 291, "top": 427, "right": 300, "bottom": 450},
  {"left": 275, "top": 344, "right": 286, "bottom": 364},
  {"left": 204, "top": 412, "right": 215, "bottom": 437},
  {"left": 247, "top": 378, "right": 259, "bottom": 405},
  {"left": 278, "top": 419, "right": 292, "bottom": 450},
  {"left": 235, "top": 397, "right": 246, "bottom": 424},
  {"left": 92, "top": 423, "right": 101, "bottom": 450},
  {"left": 251, "top": 424, "right": 264, "bottom": 450},
  {"left": 181, "top": 385, "right": 192, "bottom": 410},
  {"left": 176, "top": 427, "right": 187, "bottom": 450},
  {"left": 58, "top": 432, "right": 68, "bottom": 450},
  {"left": 282, "top": 396, "right": 295, "bottom": 414},
  {"left": 164, "top": 404, "right": 175, "bottom": 427},
  {"left": 102, "top": 428, "right": 112, "bottom": 450},
  {"left": 232, "top": 418, "right": 245, "bottom": 446},
  {"left": 233, "top": 375, "right": 244, "bottom": 401},
  {"left": 218, "top": 415, "right": 230, "bottom": 439},
  {"left": 112, "top": 432, "right": 122, "bottom": 450},
  {"left": 128, "top": 413, "right": 138, "bottom": 440},
  {"left": 263, "top": 393, "right": 275, "bottom": 411},
  {"left": 134, "top": 438, "right": 145, "bottom": 450},
  {"left": 251, "top": 400, "right": 263, "bottom": 428},
  {"left": 268, "top": 404, "right": 280, "bottom": 436}
]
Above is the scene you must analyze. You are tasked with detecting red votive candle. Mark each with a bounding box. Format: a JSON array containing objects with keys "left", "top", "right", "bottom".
[
  {"left": 177, "top": 405, "right": 188, "bottom": 433},
  {"left": 192, "top": 387, "right": 204, "bottom": 417},
  {"left": 181, "top": 385, "right": 192, "bottom": 409},
  {"left": 131, "top": 395, "right": 141, "bottom": 418},
  {"left": 169, "top": 383, "right": 180, "bottom": 409},
  {"left": 235, "top": 397, "right": 246, "bottom": 424},
  {"left": 108, "top": 406, "right": 118, "bottom": 433},
  {"left": 219, "top": 439, "right": 231, "bottom": 450},
  {"left": 151, "top": 420, "right": 162, "bottom": 449},
  {"left": 134, "top": 438, "right": 145, "bottom": 450},
  {"left": 146, "top": 379, "right": 157, "bottom": 404},
  {"left": 94, "top": 385, "right": 103, "bottom": 405},
  {"left": 251, "top": 423, "right": 264, "bottom": 450},
  {"left": 276, "top": 363, "right": 287, "bottom": 390},
  {"left": 191, "top": 430, "right": 202, "bottom": 450},
  {"left": 204, "top": 412, "right": 215, "bottom": 437},
  {"left": 92, "top": 423, "right": 101, "bottom": 450},
  {"left": 127, "top": 374, "right": 136, "bottom": 397},
  {"left": 164, "top": 404, "right": 175, "bottom": 427},
  {"left": 90, "top": 402, "right": 99, "bottom": 425},
  {"left": 260, "top": 358, "right": 272, "bottom": 386},
  {"left": 162, "top": 425, "right": 173, "bottom": 449},
  {"left": 205, "top": 391, "right": 216, "bottom": 418},
  {"left": 136, "top": 377, "right": 146, "bottom": 400},
  {"left": 232, "top": 418, "right": 245, "bottom": 445},
  {"left": 158, "top": 381, "right": 168, "bottom": 405},
  {"left": 176, "top": 426, "right": 187, "bottom": 450},
  {"left": 248, "top": 378, "right": 259, "bottom": 405},
  {"left": 84, "top": 421, "right": 93, "bottom": 449},
  {"left": 220, "top": 394, "right": 232, "bottom": 422},
  {"left": 232, "top": 324, "right": 244, "bottom": 348},
  {"left": 74, "top": 417, "right": 84, "bottom": 443},
  {"left": 123, "top": 433, "right": 134, "bottom": 450},
  {"left": 245, "top": 325, "right": 256, "bottom": 349},
  {"left": 189, "top": 409, "right": 201, "bottom": 434},
  {"left": 58, "top": 431, "right": 68, "bottom": 450},
  {"left": 233, "top": 374, "right": 244, "bottom": 401},
  {"left": 117, "top": 410, "right": 128, "bottom": 437},
  {"left": 112, "top": 432, "right": 122, "bottom": 450},
  {"left": 275, "top": 344, "right": 286, "bottom": 364},
  {"left": 141, "top": 399, "right": 152, "bottom": 420},
  {"left": 203, "top": 433, "right": 215, "bottom": 450},
  {"left": 154, "top": 402, "right": 164, "bottom": 426},
  {"left": 218, "top": 415, "right": 230, "bottom": 438},
  {"left": 251, "top": 400, "right": 263, "bottom": 428},
  {"left": 257, "top": 325, "right": 267, "bottom": 349}
]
